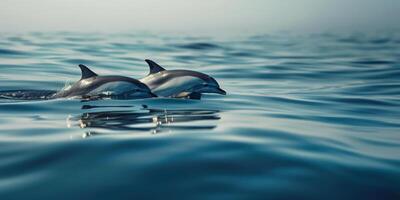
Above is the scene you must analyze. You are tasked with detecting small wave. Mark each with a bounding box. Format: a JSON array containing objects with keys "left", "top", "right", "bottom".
[
  {"left": 0, "top": 48, "right": 26, "bottom": 55},
  {"left": 341, "top": 83, "right": 400, "bottom": 95},
  {"left": 351, "top": 60, "right": 395, "bottom": 65},
  {"left": 61, "top": 59, "right": 97, "bottom": 65},
  {"left": 175, "top": 42, "right": 221, "bottom": 50}
]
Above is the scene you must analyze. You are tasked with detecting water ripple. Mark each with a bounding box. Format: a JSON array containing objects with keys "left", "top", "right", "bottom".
[{"left": 0, "top": 32, "right": 399, "bottom": 199}]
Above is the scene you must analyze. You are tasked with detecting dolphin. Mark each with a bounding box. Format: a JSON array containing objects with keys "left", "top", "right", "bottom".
[
  {"left": 139, "top": 59, "right": 226, "bottom": 99},
  {"left": 51, "top": 64, "right": 156, "bottom": 99}
]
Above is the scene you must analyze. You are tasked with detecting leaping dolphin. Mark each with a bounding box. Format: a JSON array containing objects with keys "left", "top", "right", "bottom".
[
  {"left": 139, "top": 59, "right": 226, "bottom": 99},
  {"left": 51, "top": 64, "right": 156, "bottom": 99}
]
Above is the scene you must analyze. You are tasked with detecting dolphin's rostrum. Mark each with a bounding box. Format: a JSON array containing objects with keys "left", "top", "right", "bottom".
[
  {"left": 51, "top": 64, "right": 155, "bottom": 99},
  {"left": 140, "top": 59, "right": 226, "bottom": 99}
]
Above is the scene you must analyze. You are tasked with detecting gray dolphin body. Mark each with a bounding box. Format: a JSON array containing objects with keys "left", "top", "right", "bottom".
[
  {"left": 139, "top": 60, "right": 226, "bottom": 99},
  {"left": 51, "top": 64, "right": 155, "bottom": 99}
]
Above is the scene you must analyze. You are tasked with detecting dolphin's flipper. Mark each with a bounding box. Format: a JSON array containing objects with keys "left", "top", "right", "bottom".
[
  {"left": 175, "top": 92, "right": 202, "bottom": 100},
  {"left": 145, "top": 59, "right": 166, "bottom": 75},
  {"left": 79, "top": 64, "right": 98, "bottom": 79}
]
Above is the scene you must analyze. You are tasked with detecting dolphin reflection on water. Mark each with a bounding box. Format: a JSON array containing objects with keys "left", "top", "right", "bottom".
[{"left": 67, "top": 104, "right": 221, "bottom": 137}]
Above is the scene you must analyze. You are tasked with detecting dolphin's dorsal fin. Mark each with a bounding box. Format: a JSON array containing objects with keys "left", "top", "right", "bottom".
[
  {"left": 145, "top": 59, "right": 166, "bottom": 75},
  {"left": 78, "top": 64, "right": 98, "bottom": 79}
]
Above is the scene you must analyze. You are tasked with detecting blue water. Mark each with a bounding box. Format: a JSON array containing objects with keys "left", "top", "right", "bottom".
[{"left": 0, "top": 32, "right": 399, "bottom": 199}]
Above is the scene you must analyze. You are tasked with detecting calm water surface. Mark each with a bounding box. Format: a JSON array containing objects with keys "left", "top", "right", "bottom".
[{"left": 0, "top": 32, "right": 399, "bottom": 199}]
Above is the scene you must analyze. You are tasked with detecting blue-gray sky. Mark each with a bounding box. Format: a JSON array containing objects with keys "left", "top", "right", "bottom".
[{"left": 0, "top": 0, "right": 399, "bottom": 36}]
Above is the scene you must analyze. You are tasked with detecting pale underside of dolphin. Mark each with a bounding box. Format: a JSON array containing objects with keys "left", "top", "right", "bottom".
[
  {"left": 51, "top": 64, "right": 155, "bottom": 99},
  {"left": 139, "top": 59, "right": 226, "bottom": 99}
]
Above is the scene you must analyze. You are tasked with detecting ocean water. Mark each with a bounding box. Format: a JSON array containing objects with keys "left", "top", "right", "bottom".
[{"left": 0, "top": 32, "right": 399, "bottom": 199}]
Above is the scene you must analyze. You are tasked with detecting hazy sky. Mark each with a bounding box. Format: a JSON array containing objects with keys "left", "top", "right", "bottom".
[{"left": 0, "top": 0, "right": 399, "bottom": 36}]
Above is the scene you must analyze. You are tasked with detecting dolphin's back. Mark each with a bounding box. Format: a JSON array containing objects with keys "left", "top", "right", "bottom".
[
  {"left": 140, "top": 70, "right": 208, "bottom": 97},
  {"left": 142, "top": 70, "right": 210, "bottom": 86},
  {"left": 53, "top": 75, "right": 152, "bottom": 99}
]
